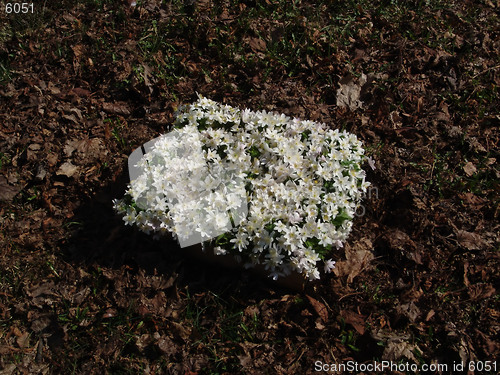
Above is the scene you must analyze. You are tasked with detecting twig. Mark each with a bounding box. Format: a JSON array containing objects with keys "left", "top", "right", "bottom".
[
  {"left": 472, "top": 64, "right": 500, "bottom": 79},
  {"left": 338, "top": 291, "right": 363, "bottom": 301}
]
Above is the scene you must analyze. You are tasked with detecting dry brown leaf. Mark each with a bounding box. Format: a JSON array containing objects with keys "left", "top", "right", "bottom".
[
  {"left": 372, "top": 329, "right": 420, "bottom": 362},
  {"left": 468, "top": 284, "right": 496, "bottom": 301},
  {"left": 102, "top": 308, "right": 117, "bottom": 319},
  {"left": 463, "top": 161, "right": 477, "bottom": 176},
  {"left": 141, "top": 64, "right": 155, "bottom": 93},
  {"left": 425, "top": 309, "right": 435, "bottom": 321},
  {"left": 396, "top": 301, "right": 420, "bottom": 323},
  {"left": 315, "top": 321, "right": 325, "bottom": 330},
  {"left": 336, "top": 74, "right": 366, "bottom": 110},
  {"left": 196, "top": 0, "right": 212, "bottom": 12},
  {"left": 382, "top": 229, "right": 423, "bottom": 265},
  {"left": 135, "top": 334, "right": 152, "bottom": 352},
  {"left": 0, "top": 175, "right": 21, "bottom": 202},
  {"left": 237, "top": 353, "right": 253, "bottom": 368},
  {"left": 31, "top": 316, "right": 51, "bottom": 333},
  {"left": 485, "top": 157, "right": 496, "bottom": 166},
  {"left": 468, "top": 137, "right": 487, "bottom": 153},
  {"left": 306, "top": 295, "right": 328, "bottom": 323},
  {"left": 436, "top": 102, "right": 450, "bottom": 122},
  {"left": 248, "top": 37, "right": 267, "bottom": 53},
  {"left": 72, "top": 44, "right": 84, "bottom": 60},
  {"left": 16, "top": 331, "right": 29, "bottom": 349},
  {"left": 455, "top": 229, "right": 486, "bottom": 250},
  {"left": 64, "top": 140, "right": 77, "bottom": 157},
  {"left": 102, "top": 101, "right": 131, "bottom": 115},
  {"left": 169, "top": 321, "right": 191, "bottom": 341},
  {"left": 0, "top": 363, "right": 16, "bottom": 373},
  {"left": 244, "top": 306, "right": 259, "bottom": 318},
  {"left": 333, "top": 237, "right": 374, "bottom": 283},
  {"left": 26, "top": 282, "right": 56, "bottom": 298},
  {"left": 156, "top": 336, "right": 177, "bottom": 357},
  {"left": 47, "top": 82, "right": 61, "bottom": 95},
  {"left": 458, "top": 192, "right": 487, "bottom": 209},
  {"left": 463, "top": 260, "right": 470, "bottom": 287},
  {"left": 62, "top": 113, "right": 79, "bottom": 123},
  {"left": 56, "top": 162, "right": 79, "bottom": 178},
  {"left": 70, "top": 87, "right": 91, "bottom": 97},
  {"left": 474, "top": 329, "right": 499, "bottom": 356},
  {"left": 383, "top": 340, "right": 419, "bottom": 362},
  {"left": 341, "top": 310, "right": 366, "bottom": 335}
]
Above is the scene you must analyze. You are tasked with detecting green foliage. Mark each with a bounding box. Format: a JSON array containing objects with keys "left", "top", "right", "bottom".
[
  {"left": 0, "top": 152, "right": 10, "bottom": 169},
  {"left": 105, "top": 118, "right": 128, "bottom": 150},
  {"left": 0, "top": 61, "right": 11, "bottom": 84},
  {"left": 331, "top": 209, "right": 352, "bottom": 227}
]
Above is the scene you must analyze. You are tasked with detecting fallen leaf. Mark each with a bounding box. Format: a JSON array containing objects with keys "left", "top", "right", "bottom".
[
  {"left": 56, "top": 162, "right": 79, "bottom": 178},
  {"left": 0, "top": 175, "right": 21, "bottom": 202},
  {"left": 0, "top": 363, "right": 16, "bottom": 373},
  {"left": 169, "top": 321, "right": 191, "bottom": 341},
  {"left": 103, "top": 308, "right": 117, "bottom": 319},
  {"left": 315, "top": 321, "right": 325, "bottom": 330},
  {"left": 436, "top": 102, "right": 450, "bottom": 122},
  {"left": 102, "top": 101, "right": 131, "bottom": 115},
  {"left": 455, "top": 230, "right": 486, "bottom": 250},
  {"left": 16, "top": 331, "right": 29, "bottom": 349},
  {"left": 458, "top": 192, "right": 486, "bottom": 209},
  {"left": 468, "top": 284, "right": 495, "bottom": 301},
  {"left": 70, "top": 87, "right": 91, "bottom": 97},
  {"left": 463, "top": 162, "right": 476, "bottom": 176},
  {"left": 70, "top": 107, "right": 83, "bottom": 120},
  {"left": 341, "top": 310, "right": 365, "bottom": 335},
  {"left": 27, "top": 143, "right": 42, "bottom": 162},
  {"left": 372, "top": 329, "right": 420, "bottom": 362},
  {"left": 31, "top": 316, "right": 52, "bottom": 332},
  {"left": 396, "top": 301, "right": 420, "bottom": 323},
  {"left": 135, "top": 334, "right": 152, "bottom": 352},
  {"left": 46, "top": 152, "right": 59, "bottom": 167},
  {"left": 72, "top": 44, "right": 84, "bottom": 60},
  {"left": 244, "top": 306, "right": 259, "bottom": 318},
  {"left": 141, "top": 64, "right": 155, "bottom": 94},
  {"left": 156, "top": 336, "right": 176, "bottom": 356},
  {"left": 333, "top": 237, "right": 374, "bottom": 283},
  {"left": 26, "top": 282, "right": 56, "bottom": 298},
  {"left": 383, "top": 340, "right": 419, "bottom": 362},
  {"left": 336, "top": 74, "right": 367, "bottom": 110},
  {"left": 306, "top": 295, "right": 328, "bottom": 323},
  {"left": 425, "top": 309, "right": 435, "bottom": 321},
  {"left": 474, "top": 329, "right": 499, "bottom": 356},
  {"left": 47, "top": 82, "right": 61, "bottom": 95},
  {"left": 463, "top": 260, "right": 470, "bottom": 287},
  {"left": 248, "top": 37, "right": 266, "bottom": 53},
  {"left": 468, "top": 137, "right": 486, "bottom": 153},
  {"left": 381, "top": 229, "right": 423, "bottom": 265},
  {"left": 62, "top": 113, "right": 79, "bottom": 123},
  {"left": 237, "top": 353, "right": 253, "bottom": 368},
  {"left": 485, "top": 157, "right": 496, "bottom": 166}
]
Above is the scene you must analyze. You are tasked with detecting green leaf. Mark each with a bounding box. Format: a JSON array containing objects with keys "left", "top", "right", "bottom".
[
  {"left": 215, "top": 232, "right": 231, "bottom": 247},
  {"left": 264, "top": 221, "right": 275, "bottom": 233},
  {"left": 301, "top": 130, "right": 311, "bottom": 141},
  {"left": 331, "top": 209, "right": 352, "bottom": 227},
  {"left": 249, "top": 145, "right": 261, "bottom": 159}
]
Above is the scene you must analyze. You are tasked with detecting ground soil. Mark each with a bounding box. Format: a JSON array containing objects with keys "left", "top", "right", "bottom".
[{"left": 0, "top": 1, "right": 498, "bottom": 374}]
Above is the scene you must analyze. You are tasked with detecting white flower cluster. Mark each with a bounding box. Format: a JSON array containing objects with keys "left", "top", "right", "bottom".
[
  {"left": 116, "top": 126, "right": 247, "bottom": 247},
  {"left": 114, "top": 95, "right": 370, "bottom": 281}
]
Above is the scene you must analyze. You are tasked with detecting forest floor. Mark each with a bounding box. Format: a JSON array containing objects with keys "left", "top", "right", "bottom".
[{"left": 0, "top": 0, "right": 498, "bottom": 374}]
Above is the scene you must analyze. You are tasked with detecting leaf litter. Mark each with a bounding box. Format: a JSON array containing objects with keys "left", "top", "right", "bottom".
[{"left": 0, "top": 0, "right": 498, "bottom": 373}]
